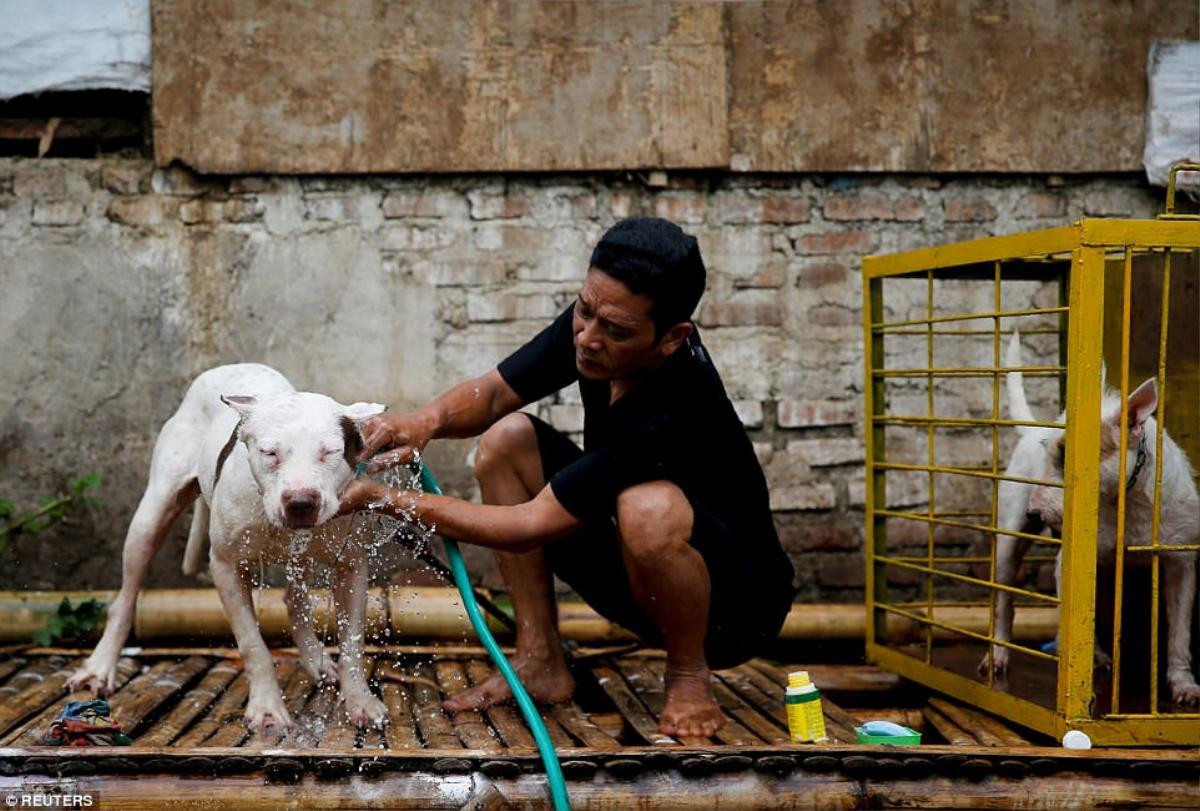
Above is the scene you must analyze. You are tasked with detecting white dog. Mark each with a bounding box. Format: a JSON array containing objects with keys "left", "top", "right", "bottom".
[
  {"left": 68, "top": 364, "right": 391, "bottom": 731},
  {"left": 982, "top": 333, "right": 1200, "bottom": 705}
]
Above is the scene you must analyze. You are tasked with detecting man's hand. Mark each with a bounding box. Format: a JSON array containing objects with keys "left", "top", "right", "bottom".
[
  {"left": 337, "top": 479, "right": 391, "bottom": 516},
  {"left": 359, "top": 411, "right": 438, "bottom": 474}
]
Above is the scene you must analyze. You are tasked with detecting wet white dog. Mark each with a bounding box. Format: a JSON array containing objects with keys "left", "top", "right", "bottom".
[
  {"left": 68, "top": 364, "right": 390, "bottom": 731},
  {"left": 981, "top": 333, "right": 1200, "bottom": 705}
]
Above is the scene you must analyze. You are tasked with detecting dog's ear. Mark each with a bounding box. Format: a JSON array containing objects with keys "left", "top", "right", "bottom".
[
  {"left": 1127, "top": 379, "right": 1158, "bottom": 431},
  {"left": 343, "top": 402, "right": 387, "bottom": 426},
  {"left": 220, "top": 395, "right": 258, "bottom": 419}
]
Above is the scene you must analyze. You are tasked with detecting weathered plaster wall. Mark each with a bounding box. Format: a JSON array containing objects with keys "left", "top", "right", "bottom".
[{"left": 0, "top": 157, "right": 1162, "bottom": 601}]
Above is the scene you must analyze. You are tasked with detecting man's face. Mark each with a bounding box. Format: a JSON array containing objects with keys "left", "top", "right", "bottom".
[{"left": 572, "top": 268, "right": 684, "bottom": 380}]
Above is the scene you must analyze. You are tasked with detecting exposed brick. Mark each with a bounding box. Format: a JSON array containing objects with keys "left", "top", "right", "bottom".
[
  {"left": 1083, "top": 189, "right": 1135, "bottom": 217},
  {"left": 847, "top": 471, "right": 926, "bottom": 508},
  {"left": 718, "top": 191, "right": 760, "bottom": 224},
  {"left": 796, "top": 231, "right": 876, "bottom": 255},
  {"left": 542, "top": 191, "right": 596, "bottom": 220},
  {"left": 382, "top": 224, "right": 458, "bottom": 251},
  {"left": 697, "top": 298, "right": 783, "bottom": 327},
  {"left": 731, "top": 399, "right": 763, "bottom": 428},
  {"left": 107, "top": 196, "right": 163, "bottom": 227},
  {"left": 466, "top": 291, "right": 559, "bottom": 322},
  {"left": 770, "top": 483, "right": 837, "bottom": 511},
  {"left": 893, "top": 195, "right": 926, "bottom": 222},
  {"left": 1014, "top": 192, "right": 1066, "bottom": 219},
  {"left": 547, "top": 404, "right": 585, "bottom": 433},
  {"left": 223, "top": 198, "right": 264, "bottom": 223},
  {"left": 822, "top": 194, "right": 894, "bottom": 221},
  {"left": 785, "top": 438, "right": 864, "bottom": 467},
  {"left": 806, "top": 304, "right": 857, "bottom": 327},
  {"left": 474, "top": 224, "right": 553, "bottom": 253},
  {"left": 777, "top": 519, "right": 862, "bottom": 553},
  {"left": 813, "top": 552, "right": 866, "bottom": 587},
  {"left": 383, "top": 190, "right": 465, "bottom": 218},
  {"left": 610, "top": 192, "right": 635, "bottom": 219},
  {"left": 468, "top": 190, "right": 529, "bottom": 220},
  {"left": 31, "top": 200, "right": 84, "bottom": 226},
  {"left": 654, "top": 193, "right": 706, "bottom": 224},
  {"left": 777, "top": 399, "right": 857, "bottom": 428},
  {"left": 752, "top": 441, "right": 774, "bottom": 466},
  {"left": 944, "top": 197, "right": 997, "bottom": 222},
  {"left": 798, "top": 262, "right": 848, "bottom": 287},
  {"left": 732, "top": 261, "right": 786, "bottom": 289},
  {"left": 228, "top": 176, "right": 272, "bottom": 194},
  {"left": 761, "top": 196, "right": 810, "bottom": 224},
  {"left": 13, "top": 165, "right": 65, "bottom": 197},
  {"left": 179, "top": 199, "right": 223, "bottom": 225},
  {"left": 100, "top": 164, "right": 147, "bottom": 195},
  {"left": 409, "top": 260, "right": 509, "bottom": 287}
]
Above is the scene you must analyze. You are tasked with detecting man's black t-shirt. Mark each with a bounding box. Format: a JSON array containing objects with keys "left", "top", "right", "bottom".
[{"left": 497, "top": 303, "right": 794, "bottom": 586}]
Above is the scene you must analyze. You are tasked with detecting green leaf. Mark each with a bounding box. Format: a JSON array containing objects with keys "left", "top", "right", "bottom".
[
  {"left": 0, "top": 500, "right": 13, "bottom": 517},
  {"left": 31, "top": 628, "right": 51, "bottom": 646}
]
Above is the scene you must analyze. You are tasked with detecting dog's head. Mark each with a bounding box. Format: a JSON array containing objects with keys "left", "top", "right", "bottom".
[
  {"left": 1027, "top": 378, "right": 1157, "bottom": 532},
  {"left": 220, "top": 392, "right": 386, "bottom": 529}
]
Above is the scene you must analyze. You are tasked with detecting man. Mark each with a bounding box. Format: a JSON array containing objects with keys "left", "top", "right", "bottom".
[{"left": 340, "top": 217, "right": 795, "bottom": 737}]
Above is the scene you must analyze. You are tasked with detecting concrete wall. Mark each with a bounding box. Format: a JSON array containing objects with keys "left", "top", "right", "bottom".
[{"left": 0, "top": 157, "right": 1162, "bottom": 600}]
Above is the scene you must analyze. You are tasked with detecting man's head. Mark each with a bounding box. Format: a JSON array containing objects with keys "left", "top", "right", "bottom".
[{"left": 573, "top": 218, "right": 706, "bottom": 381}]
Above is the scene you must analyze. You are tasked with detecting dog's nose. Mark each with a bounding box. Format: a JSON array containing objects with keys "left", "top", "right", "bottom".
[{"left": 282, "top": 488, "right": 321, "bottom": 525}]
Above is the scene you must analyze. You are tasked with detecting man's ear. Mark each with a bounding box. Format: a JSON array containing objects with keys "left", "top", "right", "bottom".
[
  {"left": 220, "top": 395, "right": 257, "bottom": 419},
  {"left": 344, "top": 401, "right": 387, "bottom": 427},
  {"left": 658, "top": 321, "right": 694, "bottom": 357}
]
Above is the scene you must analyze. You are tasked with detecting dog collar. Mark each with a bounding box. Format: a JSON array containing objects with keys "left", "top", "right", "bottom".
[{"left": 1125, "top": 432, "right": 1148, "bottom": 491}]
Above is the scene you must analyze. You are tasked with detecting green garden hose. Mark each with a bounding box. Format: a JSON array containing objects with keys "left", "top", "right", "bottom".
[{"left": 416, "top": 464, "right": 570, "bottom": 811}]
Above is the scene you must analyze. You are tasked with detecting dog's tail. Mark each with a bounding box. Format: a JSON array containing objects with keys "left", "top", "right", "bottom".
[
  {"left": 1007, "top": 329, "right": 1035, "bottom": 435},
  {"left": 182, "top": 498, "right": 210, "bottom": 576}
]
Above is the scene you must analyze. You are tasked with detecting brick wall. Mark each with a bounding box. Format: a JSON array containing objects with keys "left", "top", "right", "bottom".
[{"left": 0, "top": 158, "right": 1162, "bottom": 601}]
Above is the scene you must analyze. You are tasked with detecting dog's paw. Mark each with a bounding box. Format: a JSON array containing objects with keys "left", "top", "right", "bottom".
[
  {"left": 299, "top": 650, "right": 339, "bottom": 686},
  {"left": 344, "top": 692, "right": 388, "bottom": 729},
  {"left": 1168, "top": 677, "right": 1200, "bottom": 706},
  {"left": 244, "top": 692, "right": 293, "bottom": 734},
  {"left": 66, "top": 664, "right": 116, "bottom": 696},
  {"left": 977, "top": 647, "right": 1010, "bottom": 676}
]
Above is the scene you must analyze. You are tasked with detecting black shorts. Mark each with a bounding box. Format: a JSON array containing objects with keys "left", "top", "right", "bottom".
[{"left": 527, "top": 414, "right": 791, "bottom": 669}]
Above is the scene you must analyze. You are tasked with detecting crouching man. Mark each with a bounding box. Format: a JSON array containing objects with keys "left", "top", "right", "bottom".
[{"left": 340, "top": 217, "right": 795, "bottom": 737}]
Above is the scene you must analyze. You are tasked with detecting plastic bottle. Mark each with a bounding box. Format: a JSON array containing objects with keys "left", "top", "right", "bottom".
[{"left": 785, "top": 670, "right": 828, "bottom": 743}]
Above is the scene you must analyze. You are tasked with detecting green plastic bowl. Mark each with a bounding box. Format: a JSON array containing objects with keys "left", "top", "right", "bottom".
[{"left": 854, "top": 725, "right": 922, "bottom": 746}]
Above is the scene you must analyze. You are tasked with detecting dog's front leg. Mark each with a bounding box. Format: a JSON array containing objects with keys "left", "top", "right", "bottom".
[
  {"left": 285, "top": 573, "right": 337, "bottom": 685},
  {"left": 332, "top": 554, "right": 387, "bottom": 728},
  {"left": 1162, "top": 551, "right": 1200, "bottom": 705},
  {"left": 210, "top": 549, "right": 292, "bottom": 732}
]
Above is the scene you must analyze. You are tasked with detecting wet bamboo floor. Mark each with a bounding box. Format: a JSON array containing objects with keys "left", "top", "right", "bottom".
[{"left": 0, "top": 646, "right": 1197, "bottom": 809}]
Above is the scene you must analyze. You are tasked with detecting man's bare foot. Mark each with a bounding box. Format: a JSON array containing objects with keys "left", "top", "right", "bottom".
[
  {"left": 659, "top": 667, "right": 723, "bottom": 738},
  {"left": 442, "top": 651, "right": 574, "bottom": 712}
]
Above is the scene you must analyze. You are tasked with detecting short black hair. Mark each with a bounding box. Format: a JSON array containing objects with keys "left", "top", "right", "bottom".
[{"left": 589, "top": 217, "right": 706, "bottom": 338}]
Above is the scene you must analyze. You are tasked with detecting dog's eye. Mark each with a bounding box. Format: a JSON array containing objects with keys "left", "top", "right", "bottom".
[{"left": 259, "top": 448, "right": 278, "bottom": 459}]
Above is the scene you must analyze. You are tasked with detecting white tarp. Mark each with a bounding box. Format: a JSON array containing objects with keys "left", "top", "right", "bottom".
[
  {"left": 0, "top": 0, "right": 150, "bottom": 100},
  {"left": 1143, "top": 40, "right": 1200, "bottom": 190}
]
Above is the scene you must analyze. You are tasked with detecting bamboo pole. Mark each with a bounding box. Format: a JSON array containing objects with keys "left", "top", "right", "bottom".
[
  {"left": 408, "top": 659, "right": 460, "bottom": 749},
  {"left": 549, "top": 702, "right": 622, "bottom": 751},
  {"left": 434, "top": 659, "right": 500, "bottom": 751},
  {"left": 0, "top": 591, "right": 1060, "bottom": 643},
  {"left": 921, "top": 705, "right": 976, "bottom": 746},
  {"left": 111, "top": 658, "right": 210, "bottom": 737},
  {"left": 172, "top": 670, "right": 252, "bottom": 747},
  {"left": 378, "top": 680, "right": 420, "bottom": 750}
]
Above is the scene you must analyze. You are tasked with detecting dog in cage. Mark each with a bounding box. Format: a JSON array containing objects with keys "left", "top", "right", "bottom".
[{"left": 979, "top": 331, "right": 1200, "bottom": 706}]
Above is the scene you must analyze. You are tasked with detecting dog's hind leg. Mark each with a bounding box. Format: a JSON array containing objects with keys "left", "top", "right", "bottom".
[
  {"left": 68, "top": 418, "right": 200, "bottom": 694},
  {"left": 1163, "top": 550, "right": 1200, "bottom": 705},
  {"left": 285, "top": 572, "right": 337, "bottom": 685}
]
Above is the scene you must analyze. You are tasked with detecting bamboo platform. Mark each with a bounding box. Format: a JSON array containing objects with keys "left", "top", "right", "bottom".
[{"left": 0, "top": 647, "right": 1197, "bottom": 809}]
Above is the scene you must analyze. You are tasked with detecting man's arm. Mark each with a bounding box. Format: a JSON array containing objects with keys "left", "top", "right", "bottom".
[
  {"left": 341, "top": 478, "right": 581, "bottom": 553},
  {"left": 361, "top": 369, "right": 523, "bottom": 473}
]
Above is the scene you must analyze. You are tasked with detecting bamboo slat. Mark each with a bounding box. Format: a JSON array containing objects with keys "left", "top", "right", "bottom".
[
  {"left": 136, "top": 659, "right": 239, "bottom": 747},
  {"left": 321, "top": 659, "right": 380, "bottom": 751},
  {"left": 640, "top": 658, "right": 761, "bottom": 747},
  {"left": 927, "top": 697, "right": 1029, "bottom": 746},
  {"left": 434, "top": 659, "right": 500, "bottom": 751},
  {"left": 228, "top": 658, "right": 307, "bottom": 748},
  {"left": 536, "top": 707, "right": 575, "bottom": 749},
  {"left": 708, "top": 679, "right": 790, "bottom": 745},
  {"left": 110, "top": 656, "right": 210, "bottom": 738},
  {"left": 846, "top": 707, "right": 926, "bottom": 732},
  {"left": 591, "top": 662, "right": 673, "bottom": 746},
  {"left": 0, "top": 656, "right": 81, "bottom": 740},
  {"left": 171, "top": 671, "right": 252, "bottom": 747},
  {"left": 379, "top": 681, "right": 420, "bottom": 750},
  {"left": 732, "top": 662, "right": 856, "bottom": 743},
  {"left": 622, "top": 660, "right": 712, "bottom": 746},
  {"left": 408, "top": 660, "right": 460, "bottom": 749},
  {"left": 921, "top": 705, "right": 976, "bottom": 746},
  {"left": 550, "top": 702, "right": 622, "bottom": 751},
  {"left": 3, "top": 657, "right": 141, "bottom": 747},
  {"left": 0, "top": 656, "right": 29, "bottom": 686},
  {"left": 775, "top": 663, "right": 905, "bottom": 694},
  {"left": 462, "top": 658, "right": 535, "bottom": 751},
  {"left": 0, "top": 656, "right": 72, "bottom": 735}
]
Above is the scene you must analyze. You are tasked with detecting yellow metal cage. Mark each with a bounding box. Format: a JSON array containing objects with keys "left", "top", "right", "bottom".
[{"left": 861, "top": 169, "right": 1200, "bottom": 746}]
